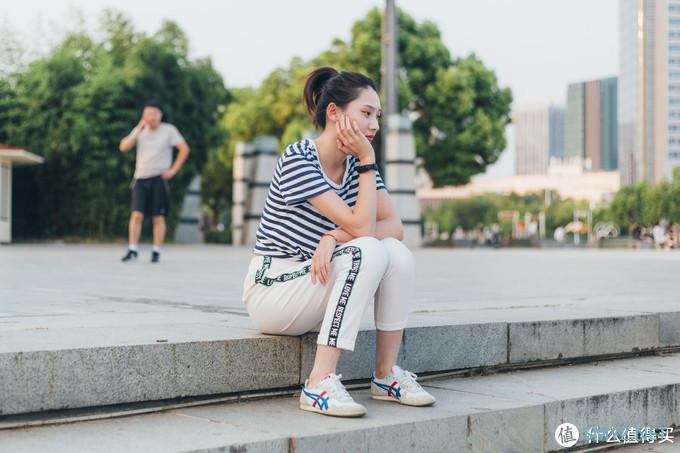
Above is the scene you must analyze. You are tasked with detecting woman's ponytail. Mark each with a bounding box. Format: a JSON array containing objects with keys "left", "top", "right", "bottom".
[{"left": 303, "top": 67, "right": 339, "bottom": 128}]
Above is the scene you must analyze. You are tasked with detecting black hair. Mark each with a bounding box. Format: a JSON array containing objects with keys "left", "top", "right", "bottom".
[
  {"left": 142, "top": 101, "right": 164, "bottom": 114},
  {"left": 303, "top": 67, "right": 378, "bottom": 129}
]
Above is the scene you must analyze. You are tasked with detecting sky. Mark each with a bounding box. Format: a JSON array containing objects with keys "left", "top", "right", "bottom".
[{"left": 2, "top": 0, "right": 619, "bottom": 177}]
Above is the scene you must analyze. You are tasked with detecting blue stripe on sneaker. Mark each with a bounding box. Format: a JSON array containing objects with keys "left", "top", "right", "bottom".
[
  {"left": 373, "top": 380, "right": 401, "bottom": 398},
  {"left": 303, "top": 388, "right": 329, "bottom": 410}
]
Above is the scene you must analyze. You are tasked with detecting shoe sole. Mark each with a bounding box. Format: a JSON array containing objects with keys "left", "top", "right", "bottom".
[
  {"left": 371, "top": 395, "right": 435, "bottom": 407},
  {"left": 299, "top": 404, "right": 366, "bottom": 417}
]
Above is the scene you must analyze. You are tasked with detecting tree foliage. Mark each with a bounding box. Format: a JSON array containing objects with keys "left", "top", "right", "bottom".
[
  {"left": 0, "top": 11, "right": 229, "bottom": 238},
  {"left": 220, "top": 7, "right": 512, "bottom": 191},
  {"left": 423, "top": 192, "right": 589, "bottom": 235},
  {"left": 425, "top": 168, "right": 680, "bottom": 239},
  {"left": 607, "top": 170, "right": 680, "bottom": 230}
]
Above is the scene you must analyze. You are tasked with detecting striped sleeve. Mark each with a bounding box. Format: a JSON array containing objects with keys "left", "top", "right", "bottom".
[
  {"left": 376, "top": 168, "right": 386, "bottom": 191},
  {"left": 278, "top": 153, "right": 332, "bottom": 206}
]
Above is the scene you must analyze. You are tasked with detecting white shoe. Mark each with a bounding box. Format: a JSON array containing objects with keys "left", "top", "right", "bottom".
[
  {"left": 299, "top": 373, "right": 367, "bottom": 417},
  {"left": 371, "top": 365, "right": 436, "bottom": 407}
]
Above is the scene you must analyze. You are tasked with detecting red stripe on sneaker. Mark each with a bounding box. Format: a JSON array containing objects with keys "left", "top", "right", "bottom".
[{"left": 313, "top": 390, "right": 328, "bottom": 407}]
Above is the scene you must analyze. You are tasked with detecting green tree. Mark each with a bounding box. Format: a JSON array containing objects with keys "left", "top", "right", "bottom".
[
  {"left": 608, "top": 183, "right": 646, "bottom": 228},
  {"left": 0, "top": 12, "right": 229, "bottom": 239},
  {"left": 220, "top": 7, "right": 512, "bottom": 191},
  {"left": 644, "top": 179, "right": 671, "bottom": 226},
  {"left": 668, "top": 168, "right": 680, "bottom": 224},
  {"left": 423, "top": 191, "right": 590, "bottom": 239},
  {"left": 417, "top": 56, "right": 512, "bottom": 186},
  {"left": 337, "top": 9, "right": 513, "bottom": 186}
]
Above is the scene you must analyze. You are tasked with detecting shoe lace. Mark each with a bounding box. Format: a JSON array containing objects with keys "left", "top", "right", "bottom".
[
  {"left": 399, "top": 370, "right": 423, "bottom": 392},
  {"left": 325, "top": 374, "right": 353, "bottom": 401}
]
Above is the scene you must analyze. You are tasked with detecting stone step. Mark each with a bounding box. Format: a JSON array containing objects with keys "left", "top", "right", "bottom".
[
  {"left": 2, "top": 310, "right": 679, "bottom": 417},
  {"left": 2, "top": 353, "right": 680, "bottom": 452},
  {"left": 620, "top": 443, "right": 680, "bottom": 452}
]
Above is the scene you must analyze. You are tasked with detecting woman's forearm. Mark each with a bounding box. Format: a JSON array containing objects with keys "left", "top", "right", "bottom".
[
  {"left": 374, "top": 217, "right": 404, "bottom": 240},
  {"left": 352, "top": 171, "right": 377, "bottom": 236},
  {"left": 331, "top": 216, "right": 403, "bottom": 242},
  {"left": 329, "top": 228, "right": 354, "bottom": 243}
]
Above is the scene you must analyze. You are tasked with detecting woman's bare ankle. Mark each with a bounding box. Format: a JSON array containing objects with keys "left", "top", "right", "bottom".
[
  {"left": 374, "top": 363, "right": 394, "bottom": 379},
  {"left": 308, "top": 370, "right": 334, "bottom": 387}
]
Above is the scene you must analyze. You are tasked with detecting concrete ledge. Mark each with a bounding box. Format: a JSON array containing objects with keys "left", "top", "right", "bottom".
[
  {"left": 3, "top": 354, "right": 680, "bottom": 452},
  {"left": 660, "top": 311, "right": 680, "bottom": 346},
  {"left": 0, "top": 337, "right": 300, "bottom": 416},
  {"left": 1, "top": 312, "right": 677, "bottom": 417},
  {"left": 508, "top": 314, "right": 660, "bottom": 362}
]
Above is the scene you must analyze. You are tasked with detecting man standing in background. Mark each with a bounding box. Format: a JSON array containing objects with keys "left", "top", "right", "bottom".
[{"left": 119, "top": 102, "right": 190, "bottom": 263}]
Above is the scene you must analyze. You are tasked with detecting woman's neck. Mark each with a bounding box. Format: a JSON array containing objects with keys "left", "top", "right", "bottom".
[{"left": 314, "top": 130, "right": 346, "bottom": 172}]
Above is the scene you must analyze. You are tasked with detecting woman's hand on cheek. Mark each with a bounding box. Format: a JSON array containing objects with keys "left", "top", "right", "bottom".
[
  {"left": 336, "top": 113, "right": 374, "bottom": 162},
  {"left": 335, "top": 117, "right": 354, "bottom": 157}
]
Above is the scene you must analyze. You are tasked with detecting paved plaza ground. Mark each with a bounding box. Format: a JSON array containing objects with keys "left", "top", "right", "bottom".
[{"left": 2, "top": 244, "right": 680, "bottom": 354}]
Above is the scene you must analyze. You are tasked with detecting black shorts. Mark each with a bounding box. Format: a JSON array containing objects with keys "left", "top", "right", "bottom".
[{"left": 131, "top": 175, "right": 170, "bottom": 217}]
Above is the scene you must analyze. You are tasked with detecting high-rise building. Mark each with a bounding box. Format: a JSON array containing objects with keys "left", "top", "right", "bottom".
[
  {"left": 566, "top": 84, "right": 585, "bottom": 160},
  {"left": 565, "top": 77, "right": 619, "bottom": 171},
  {"left": 514, "top": 104, "right": 565, "bottom": 175},
  {"left": 549, "top": 107, "right": 566, "bottom": 160},
  {"left": 619, "top": 0, "right": 680, "bottom": 184},
  {"left": 600, "top": 78, "right": 619, "bottom": 170}
]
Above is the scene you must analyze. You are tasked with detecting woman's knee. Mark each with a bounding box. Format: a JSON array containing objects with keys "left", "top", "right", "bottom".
[
  {"left": 348, "top": 236, "right": 389, "bottom": 272},
  {"left": 381, "top": 237, "right": 415, "bottom": 274}
]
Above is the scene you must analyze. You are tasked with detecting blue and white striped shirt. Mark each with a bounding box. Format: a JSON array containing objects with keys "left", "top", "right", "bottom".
[{"left": 253, "top": 139, "right": 386, "bottom": 261}]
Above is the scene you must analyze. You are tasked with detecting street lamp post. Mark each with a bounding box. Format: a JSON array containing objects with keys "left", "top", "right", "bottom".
[
  {"left": 381, "top": 0, "right": 422, "bottom": 246},
  {"left": 382, "top": 0, "right": 398, "bottom": 122}
]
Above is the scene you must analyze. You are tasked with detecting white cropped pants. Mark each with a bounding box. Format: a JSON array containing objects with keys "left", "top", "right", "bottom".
[{"left": 242, "top": 237, "right": 415, "bottom": 351}]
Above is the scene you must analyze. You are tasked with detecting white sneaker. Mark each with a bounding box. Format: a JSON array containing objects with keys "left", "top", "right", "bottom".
[
  {"left": 299, "top": 373, "right": 367, "bottom": 417},
  {"left": 371, "top": 365, "right": 436, "bottom": 407}
]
